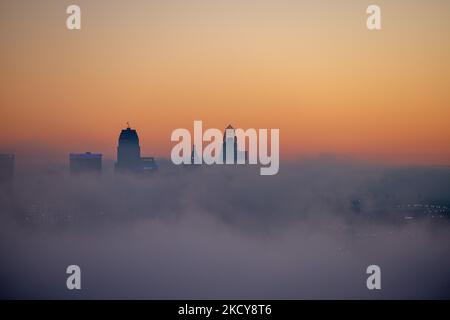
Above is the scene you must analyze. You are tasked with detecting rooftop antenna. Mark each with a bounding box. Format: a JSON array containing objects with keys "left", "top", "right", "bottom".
[{"left": 126, "top": 121, "right": 130, "bottom": 128}]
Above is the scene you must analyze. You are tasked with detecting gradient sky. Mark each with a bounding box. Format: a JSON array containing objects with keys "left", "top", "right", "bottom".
[{"left": 0, "top": 0, "right": 449, "bottom": 163}]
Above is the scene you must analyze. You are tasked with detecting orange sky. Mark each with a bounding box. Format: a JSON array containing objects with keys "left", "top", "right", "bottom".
[{"left": 1, "top": 0, "right": 449, "bottom": 164}]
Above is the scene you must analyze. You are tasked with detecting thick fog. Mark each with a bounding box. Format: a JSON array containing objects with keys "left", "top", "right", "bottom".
[{"left": 1, "top": 158, "right": 450, "bottom": 299}]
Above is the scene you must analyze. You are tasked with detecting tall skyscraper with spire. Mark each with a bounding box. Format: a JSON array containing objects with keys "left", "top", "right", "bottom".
[
  {"left": 115, "top": 125, "right": 142, "bottom": 172},
  {"left": 115, "top": 124, "right": 158, "bottom": 173},
  {"left": 223, "top": 125, "right": 238, "bottom": 163}
]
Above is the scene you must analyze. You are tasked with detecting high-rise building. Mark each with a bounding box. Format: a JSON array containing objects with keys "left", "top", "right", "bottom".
[
  {"left": 222, "top": 125, "right": 247, "bottom": 164},
  {"left": 0, "top": 154, "right": 14, "bottom": 184},
  {"left": 115, "top": 126, "right": 141, "bottom": 172},
  {"left": 69, "top": 152, "right": 102, "bottom": 174},
  {"left": 115, "top": 125, "right": 158, "bottom": 173},
  {"left": 223, "top": 125, "right": 238, "bottom": 163}
]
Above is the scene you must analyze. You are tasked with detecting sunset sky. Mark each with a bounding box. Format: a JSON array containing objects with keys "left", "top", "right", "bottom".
[{"left": 1, "top": 0, "right": 449, "bottom": 164}]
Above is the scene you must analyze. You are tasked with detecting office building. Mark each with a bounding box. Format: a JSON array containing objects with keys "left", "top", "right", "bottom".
[
  {"left": 115, "top": 126, "right": 142, "bottom": 172},
  {"left": 0, "top": 154, "right": 14, "bottom": 184},
  {"left": 69, "top": 152, "right": 102, "bottom": 174},
  {"left": 115, "top": 125, "right": 158, "bottom": 173},
  {"left": 222, "top": 125, "right": 247, "bottom": 164},
  {"left": 141, "top": 157, "right": 158, "bottom": 173}
]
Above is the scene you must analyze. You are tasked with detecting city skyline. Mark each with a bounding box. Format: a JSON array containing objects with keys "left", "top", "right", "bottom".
[
  {"left": 1, "top": 0, "right": 449, "bottom": 165},
  {"left": 1, "top": 118, "right": 450, "bottom": 165},
  {"left": 1, "top": 1, "right": 450, "bottom": 301}
]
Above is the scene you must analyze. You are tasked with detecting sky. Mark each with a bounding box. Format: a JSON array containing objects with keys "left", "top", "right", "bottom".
[{"left": 0, "top": 0, "right": 449, "bottom": 164}]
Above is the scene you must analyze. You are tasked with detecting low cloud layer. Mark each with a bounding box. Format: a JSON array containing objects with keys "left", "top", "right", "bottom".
[{"left": 1, "top": 159, "right": 449, "bottom": 299}]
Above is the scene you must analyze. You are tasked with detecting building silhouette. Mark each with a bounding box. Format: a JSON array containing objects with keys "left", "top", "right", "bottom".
[
  {"left": 115, "top": 125, "right": 158, "bottom": 173},
  {"left": 0, "top": 154, "right": 14, "bottom": 185},
  {"left": 191, "top": 145, "right": 201, "bottom": 165},
  {"left": 70, "top": 152, "right": 102, "bottom": 174},
  {"left": 115, "top": 126, "right": 142, "bottom": 172},
  {"left": 223, "top": 125, "right": 238, "bottom": 163},
  {"left": 222, "top": 125, "right": 247, "bottom": 164},
  {"left": 141, "top": 157, "right": 158, "bottom": 173}
]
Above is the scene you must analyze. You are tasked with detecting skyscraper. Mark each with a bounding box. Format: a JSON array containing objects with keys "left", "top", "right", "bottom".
[
  {"left": 223, "top": 125, "right": 238, "bottom": 163},
  {"left": 69, "top": 152, "right": 102, "bottom": 174},
  {"left": 115, "top": 126, "right": 141, "bottom": 172},
  {"left": 222, "top": 125, "right": 247, "bottom": 164},
  {"left": 0, "top": 154, "right": 14, "bottom": 185},
  {"left": 115, "top": 125, "right": 158, "bottom": 173}
]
